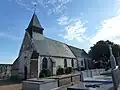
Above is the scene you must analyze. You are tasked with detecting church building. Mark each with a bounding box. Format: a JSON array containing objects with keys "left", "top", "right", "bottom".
[{"left": 11, "top": 13, "right": 90, "bottom": 79}]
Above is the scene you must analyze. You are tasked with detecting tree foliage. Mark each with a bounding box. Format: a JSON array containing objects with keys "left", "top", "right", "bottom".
[{"left": 88, "top": 40, "right": 120, "bottom": 70}]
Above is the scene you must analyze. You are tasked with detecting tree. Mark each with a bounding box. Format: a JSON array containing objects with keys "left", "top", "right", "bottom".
[{"left": 88, "top": 40, "right": 120, "bottom": 69}]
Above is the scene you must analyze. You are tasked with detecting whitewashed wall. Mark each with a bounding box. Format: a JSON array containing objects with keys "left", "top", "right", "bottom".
[
  {"left": 18, "top": 50, "right": 33, "bottom": 78},
  {"left": 77, "top": 57, "right": 85, "bottom": 68},
  {"left": 67, "top": 58, "right": 72, "bottom": 67},
  {"left": 74, "top": 59, "right": 77, "bottom": 68},
  {"left": 53, "top": 57, "right": 64, "bottom": 68},
  {"left": 50, "top": 57, "right": 77, "bottom": 75},
  {"left": 52, "top": 57, "right": 74, "bottom": 68},
  {"left": 16, "top": 32, "right": 34, "bottom": 78},
  {"left": 51, "top": 57, "right": 63, "bottom": 75}
]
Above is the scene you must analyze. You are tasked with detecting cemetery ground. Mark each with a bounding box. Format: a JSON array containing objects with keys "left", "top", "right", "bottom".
[
  {"left": 0, "top": 79, "right": 22, "bottom": 90},
  {"left": 0, "top": 69, "right": 118, "bottom": 90},
  {"left": 0, "top": 76, "right": 82, "bottom": 90},
  {"left": 0, "top": 79, "right": 80, "bottom": 90}
]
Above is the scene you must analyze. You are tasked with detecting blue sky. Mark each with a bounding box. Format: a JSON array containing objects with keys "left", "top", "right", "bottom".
[{"left": 0, "top": 0, "right": 120, "bottom": 64}]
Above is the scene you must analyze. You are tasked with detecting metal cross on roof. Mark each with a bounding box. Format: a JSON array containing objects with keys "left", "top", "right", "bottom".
[{"left": 34, "top": 4, "right": 37, "bottom": 13}]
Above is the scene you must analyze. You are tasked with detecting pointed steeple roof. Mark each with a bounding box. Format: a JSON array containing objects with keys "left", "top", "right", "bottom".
[{"left": 28, "top": 13, "right": 44, "bottom": 30}]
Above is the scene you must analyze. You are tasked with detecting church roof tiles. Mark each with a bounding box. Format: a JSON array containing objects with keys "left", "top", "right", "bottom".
[
  {"left": 32, "top": 36, "right": 76, "bottom": 58},
  {"left": 28, "top": 13, "right": 44, "bottom": 30}
]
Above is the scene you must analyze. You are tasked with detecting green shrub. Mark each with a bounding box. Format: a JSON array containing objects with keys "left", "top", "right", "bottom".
[
  {"left": 81, "top": 67, "right": 85, "bottom": 71},
  {"left": 39, "top": 70, "right": 45, "bottom": 78},
  {"left": 39, "top": 69, "right": 52, "bottom": 78},
  {"left": 57, "top": 65, "right": 62, "bottom": 70},
  {"left": 56, "top": 66, "right": 64, "bottom": 75},
  {"left": 46, "top": 69, "right": 52, "bottom": 77},
  {"left": 65, "top": 67, "right": 72, "bottom": 74}
]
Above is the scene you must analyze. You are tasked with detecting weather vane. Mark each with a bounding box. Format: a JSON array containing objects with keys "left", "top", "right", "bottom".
[{"left": 34, "top": 3, "right": 37, "bottom": 13}]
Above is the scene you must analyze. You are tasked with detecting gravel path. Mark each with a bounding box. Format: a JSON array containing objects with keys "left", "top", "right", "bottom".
[
  {"left": 0, "top": 84, "right": 22, "bottom": 90},
  {"left": 0, "top": 79, "right": 22, "bottom": 90}
]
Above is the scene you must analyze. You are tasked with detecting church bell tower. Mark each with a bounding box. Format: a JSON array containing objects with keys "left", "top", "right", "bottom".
[{"left": 26, "top": 13, "right": 44, "bottom": 38}]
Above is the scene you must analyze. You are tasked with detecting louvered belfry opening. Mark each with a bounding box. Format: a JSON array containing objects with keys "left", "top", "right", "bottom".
[
  {"left": 26, "top": 13, "right": 44, "bottom": 37},
  {"left": 31, "top": 51, "right": 39, "bottom": 59}
]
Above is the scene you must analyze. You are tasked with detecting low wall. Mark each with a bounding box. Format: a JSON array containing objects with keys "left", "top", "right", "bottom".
[
  {"left": 48, "top": 69, "right": 104, "bottom": 87},
  {"left": 22, "top": 69, "right": 105, "bottom": 90},
  {"left": 48, "top": 73, "right": 81, "bottom": 87},
  {"left": 71, "top": 73, "right": 81, "bottom": 82},
  {"left": 81, "top": 69, "right": 105, "bottom": 80},
  {"left": 22, "top": 78, "right": 58, "bottom": 90},
  {"left": 58, "top": 76, "right": 71, "bottom": 86},
  {"left": 22, "top": 73, "right": 81, "bottom": 90}
]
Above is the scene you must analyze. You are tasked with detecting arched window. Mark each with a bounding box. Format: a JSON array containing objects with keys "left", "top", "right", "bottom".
[
  {"left": 71, "top": 59, "right": 74, "bottom": 67},
  {"left": 81, "top": 60, "right": 84, "bottom": 66},
  {"left": 42, "top": 58, "right": 48, "bottom": 69},
  {"left": 64, "top": 59, "right": 67, "bottom": 68}
]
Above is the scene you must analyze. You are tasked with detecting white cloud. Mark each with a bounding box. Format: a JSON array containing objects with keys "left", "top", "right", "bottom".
[
  {"left": 59, "top": 17, "right": 88, "bottom": 42},
  {"left": 14, "top": 0, "right": 33, "bottom": 11},
  {"left": 37, "top": 0, "right": 44, "bottom": 7},
  {"left": 15, "top": 0, "right": 26, "bottom": 6},
  {"left": 8, "top": 0, "right": 72, "bottom": 14},
  {"left": 113, "top": 39, "right": 120, "bottom": 44},
  {"left": 64, "top": 20, "right": 87, "bottom": 41},
  {"left": 57, "top": 16, "right": 70, "bottom": 25},
  {"left": 90, "top": 0, "right": 120, "bottom": 45},
  {"left": 8, "top": 0, "right": 41, "bottom": 12},
  {"left": 31, "top": 1, "right": 37, "bottom": 5},
  {"left": 0, "top": 32, "right": 22, "bottom": 40},
  {"left": 91, "top": 14, "right": 120, "bottom": 44},
  {"left": 45, "top": 0, "right": 72, "bottom": 15}
]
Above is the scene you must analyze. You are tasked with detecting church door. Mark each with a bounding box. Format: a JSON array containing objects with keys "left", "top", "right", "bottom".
[
  {"left": 24, "top": 65, "right": 27, "bottom": 80},
  {"left": 30, "top": 60, "right": 38, "bottom": 78}
]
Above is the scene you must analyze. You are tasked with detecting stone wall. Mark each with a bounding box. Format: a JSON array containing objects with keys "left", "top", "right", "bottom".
[
  {"left": 22, "top": 73, "right": 81, "bottom": 90},
  {"left": 47, "top": 73, "right": 81, "bottom": 87},
  {"left": 81, "top": 69, "right": 105, "bottom": 80},
  {"left": 22, "top": 79, "right": 58, "bottom": 90}
]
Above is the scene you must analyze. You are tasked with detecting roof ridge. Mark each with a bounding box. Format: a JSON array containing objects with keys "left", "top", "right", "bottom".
[
  {"left": 67, "top": 45, "right": 83, "bottom": 50},
  {"left": 45, "top": 37, "right": 66, "bottom": 44}
]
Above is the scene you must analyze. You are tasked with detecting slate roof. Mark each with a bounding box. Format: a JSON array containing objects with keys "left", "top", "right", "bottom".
[
  {"left": 67, "top": 45, "right": 88, "bottom": 58},
  {"left": 32, "top": 36, "right": 76, "bottom": 58},
  {"left": 28, "top": 13, "right": 44, "bottom": 30}
]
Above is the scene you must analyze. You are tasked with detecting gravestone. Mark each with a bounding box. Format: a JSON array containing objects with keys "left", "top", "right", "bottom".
[
  {"left": 109, "top": 45, "right": 120, "bottom": 90},
  {"left": 116, "top": 56, "right": 120, "bottom": 69}
]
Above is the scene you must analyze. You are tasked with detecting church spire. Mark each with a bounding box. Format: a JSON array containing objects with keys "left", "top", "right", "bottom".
[
  {"left": 28, "top": 3, "right": 43, "bottom": 29},
  {"left": 26, "top": 13, "right": 44, "bottom": 35},
  {"left": 26, "top": 4, "right": 44, "bottom": 36},
  {"left": 28, "top": 13, "right": 44, "bottom": 30}
]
